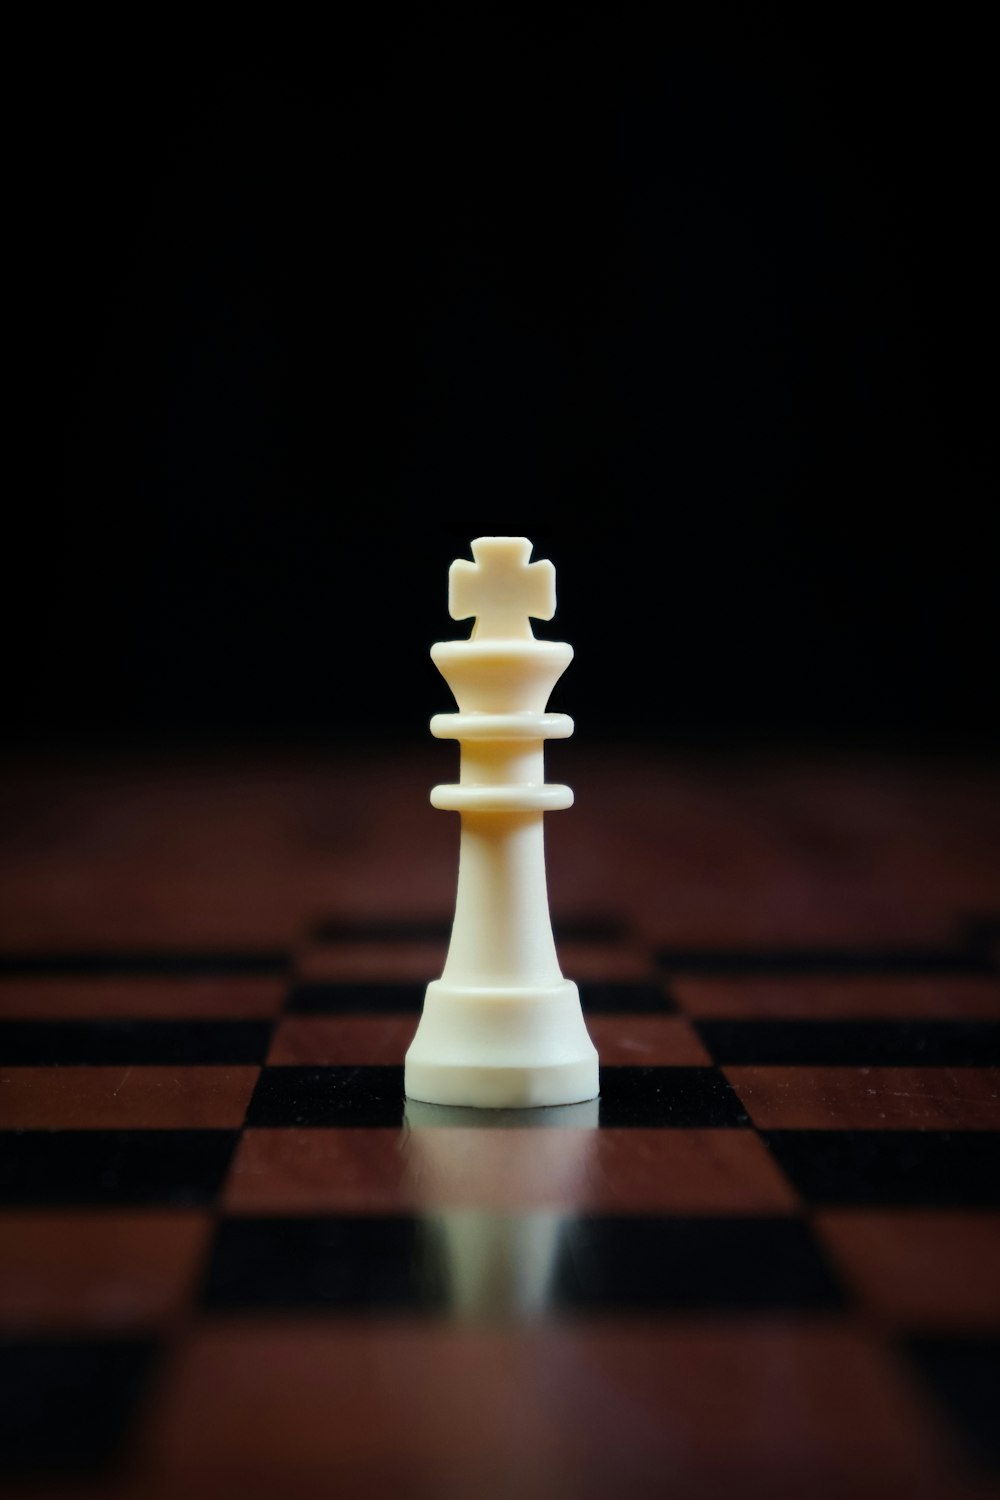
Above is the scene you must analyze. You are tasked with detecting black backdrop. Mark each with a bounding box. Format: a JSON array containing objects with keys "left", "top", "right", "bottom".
[{"left": 11, "top": 7, "right": 997, "bottom": 750}]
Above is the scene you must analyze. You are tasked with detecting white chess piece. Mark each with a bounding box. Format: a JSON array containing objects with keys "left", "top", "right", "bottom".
[{"left": 404, "top": 537, "right": 600, "bottom": 1108}]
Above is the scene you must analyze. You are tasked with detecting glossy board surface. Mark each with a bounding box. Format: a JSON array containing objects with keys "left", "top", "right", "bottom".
[{"left": 0, "top": 752, "right": 998, "bottom": 1497}]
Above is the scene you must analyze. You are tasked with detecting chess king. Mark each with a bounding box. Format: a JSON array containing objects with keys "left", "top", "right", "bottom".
[{"left": 404, "top": 537, "right": 600, "bottom": 1108}]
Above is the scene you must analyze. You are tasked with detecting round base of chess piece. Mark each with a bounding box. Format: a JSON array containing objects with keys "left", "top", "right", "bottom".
[{"left": 404, "top": 979, "right": 600, "bottom": 1108}]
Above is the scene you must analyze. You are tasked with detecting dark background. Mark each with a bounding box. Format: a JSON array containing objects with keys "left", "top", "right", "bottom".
[{"left": 11, "top": 6, "right": 997, "bottom": 752}]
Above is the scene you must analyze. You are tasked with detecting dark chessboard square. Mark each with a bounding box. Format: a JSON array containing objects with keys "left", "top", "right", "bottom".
[
  {"left": 0, "top": 1020, "right": 272, "bottom": 1066},
  {"left": 580, "top": 983, "right": 675, "bottom": 1014},
  {"left": 308, "top": 916, "right": 629, "bottom": 944},
  {"left": 246, "top": 1066, "right": 405, "bottom": 1127},
  {"left": 674, "top": 975, "right": 1000, "bottom": 1022},
  {"left": 0, "top": 1131, "right": 237, "bottom": 1207},
  {"left": 202, "top": 1216, "right": 446, "bottom": 1313},
  {"left": 698, "top": 1020, "right": 1000, "bottom": 1066},
  {"left": 905, "top": 1336, "right": 1000, "bottom": 1472},
  {"left": 656, "top": 947, "right": 992, "bottom": 975},
  {"left": 553, "top": 1217, "right": 844, "bottom": 1313},
  {"left": 764, "top": 1131, "right": 1000, "bottom": 1207},
  {"left": 597, "top": 1067, "right": 749, "bottom": 1127},
  {"left": 0, "top": 1337, "right": 158, "bottom": 1474},
  {"left": 965, "top": 915, "right": 1000, "bottom": 960},
  {"left": 288, "top": 983, "right": 424, "bottom": 1014},
  {"left": 552, "top": 915, "right": 628, "bottom": 942},
  {"left": 309, "top": 919, "right": 452, "bottom": 943},
  {"left": 0, "top": 950, "right": 287, "bottom": 977}
]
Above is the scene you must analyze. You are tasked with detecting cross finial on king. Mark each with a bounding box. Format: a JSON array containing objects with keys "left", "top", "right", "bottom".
[{"left": 449, "top": 536, "right": 556, "bottom": 641}]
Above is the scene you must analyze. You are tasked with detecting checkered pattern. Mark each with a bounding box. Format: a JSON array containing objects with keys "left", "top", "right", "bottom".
[{"left": 1, "top": 914, "right": 998, "bottom": 1500}]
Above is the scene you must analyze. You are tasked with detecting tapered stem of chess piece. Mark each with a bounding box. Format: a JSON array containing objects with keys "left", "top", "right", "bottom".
[{"left": 404, "top": 537, "right": 600, "bottom": 1108}]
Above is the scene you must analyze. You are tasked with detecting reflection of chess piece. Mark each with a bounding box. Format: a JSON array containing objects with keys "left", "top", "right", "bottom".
[
  {"left": 405, "top": 538, "right": 599, "bottom": 1109},
  {"left": 404, "top": 1099, "right": 599, "bottom": 1318}
]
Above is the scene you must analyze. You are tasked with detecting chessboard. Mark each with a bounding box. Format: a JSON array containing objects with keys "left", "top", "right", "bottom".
[{"left": 1, "top": 751, "right": 998, "bottom": 1499}]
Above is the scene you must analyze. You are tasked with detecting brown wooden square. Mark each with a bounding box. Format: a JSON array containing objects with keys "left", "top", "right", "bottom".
[
  {"left": 587, "top": 1015, "right": 710, "bottom": 1065},
  {"left": 724, "top": 1066, "right": 1000, "bottom": 1130},
  {"left": 0, "top": 1211, "right": 212, "bottom": 1330},
  {"left": 138, "top": 1321, "right": 948, "bottom": 1495},
  {"left": 224, "top": 1126, "right": 796, "bottom": 1215},
  {"left": 268, "top": 1016, "right": 417, "bottom": 1066},
  {"left": 816, "top": 1210, "right": 1000, "bottom": 1329},
  {"left": 0, "top": 1067, "right": 259, "bottom": 1129}
]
